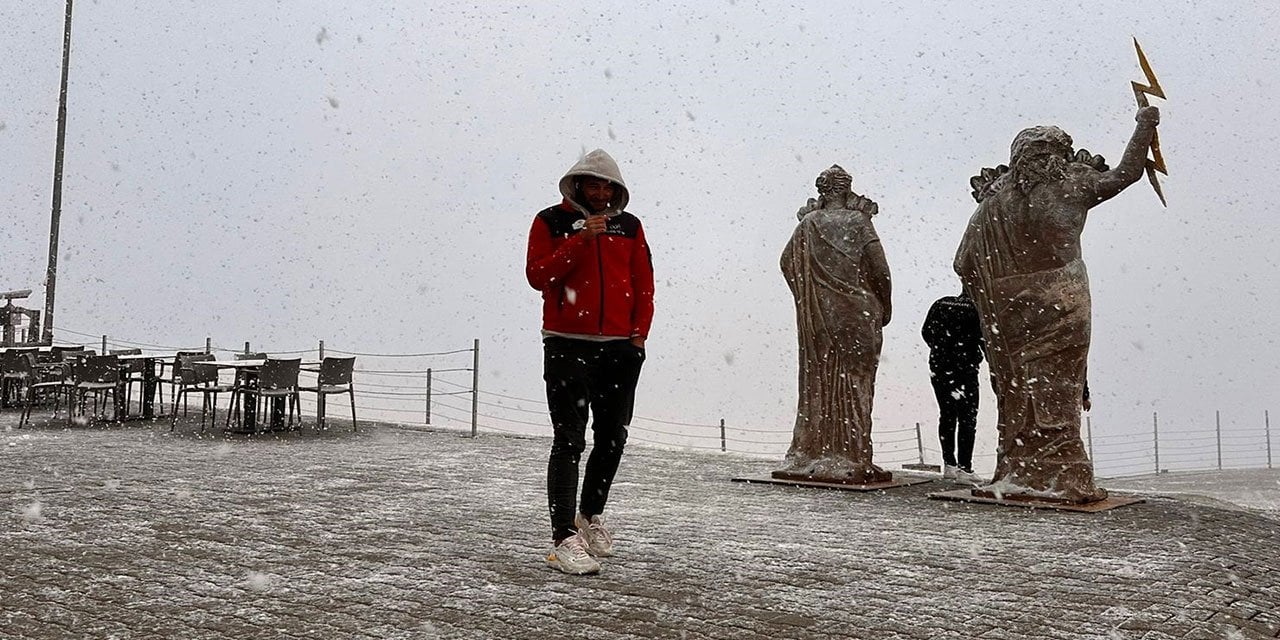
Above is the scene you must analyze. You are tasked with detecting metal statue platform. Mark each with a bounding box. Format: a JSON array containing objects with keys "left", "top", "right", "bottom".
[
  {"left": 732, "top": 473, "right": 932, "bottom": 492},
  {"left": 929, "top": 488, "right": 1145, "bottom": 512}
]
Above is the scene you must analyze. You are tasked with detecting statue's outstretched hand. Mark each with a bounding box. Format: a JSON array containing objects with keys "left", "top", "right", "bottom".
[{"left": 1136, "top": 105, "right": 1160, "bottom": 126}]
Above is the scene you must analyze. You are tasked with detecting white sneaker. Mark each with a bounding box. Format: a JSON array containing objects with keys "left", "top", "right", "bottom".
[
  {"left": 574, "top": 513, "right": 614, "bottom": 557},
  {"left": 547, "top": 534, "right": 600, "bottom": 575},
  {"left": 956, "top": 469, "right": 984, "bottom": 486},
  {"left": 942, "top": 464, "right": 959, "bottom": 480}
]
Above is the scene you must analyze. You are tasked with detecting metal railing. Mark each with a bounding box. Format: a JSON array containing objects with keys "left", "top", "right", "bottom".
[{"left": 43, "top": 327, "right": 1278, "bottom": 477}]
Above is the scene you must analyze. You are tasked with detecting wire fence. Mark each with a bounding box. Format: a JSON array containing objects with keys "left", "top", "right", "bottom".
[{"left": 43, "top": 327, "right": 1278, "bottom": 478}]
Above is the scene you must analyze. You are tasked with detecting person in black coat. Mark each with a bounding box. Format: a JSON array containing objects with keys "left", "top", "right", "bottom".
[{"left": 922, "top": 289, "right": 985, "bottom": 483}]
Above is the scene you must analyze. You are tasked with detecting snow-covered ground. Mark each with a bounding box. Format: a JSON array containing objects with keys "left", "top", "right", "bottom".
[
  {"left": 3, "top": 409, "right": 1279, "bottom": 638},
  {"left": 1103, "top": 468, "right": 1280, "bottom": 518}
]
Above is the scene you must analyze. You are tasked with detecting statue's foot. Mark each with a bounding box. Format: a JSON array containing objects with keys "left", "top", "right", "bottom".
[{"left": 973, "top": 479, "right": 1109, "bottom": 505}]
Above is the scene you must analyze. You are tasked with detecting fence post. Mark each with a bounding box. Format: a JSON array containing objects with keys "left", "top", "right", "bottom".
[
  {"left": 470, "top": 338, "right": 479, "bottom": 438},
  {"left": 425, "top": 368, "right": 433, "bottom": 425},
  {"left": 1215, "top": 410, "right": 1222, "bottom": 471},
  {"left": 720, "top": 418, "right": 726, "bottom": 452},
  {"left": 914, "top": 422, "right": 924, "bottom": 465},
  {"left": 1267, "top": 410, "right": 1272, "bottom": 470},
  {"left": 1153, "top": 411, "right": 1160, "bottom": 474},
  {"left": 101, "top": 335, "right": 107, "bottom": 353},
  {"left": 318, "top": 340, "right": 325, "bottom": 360},
  {"left": 205, "top": 337, "right": 211, "bottom": 354},
  {"left": 1087, "top": 415, "right": 1094, "bottom": 462}
]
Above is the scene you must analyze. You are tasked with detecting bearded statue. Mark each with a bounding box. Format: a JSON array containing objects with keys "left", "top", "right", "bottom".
[{"left": 954, "top": 106, "right": 1160, "bottom": 503}]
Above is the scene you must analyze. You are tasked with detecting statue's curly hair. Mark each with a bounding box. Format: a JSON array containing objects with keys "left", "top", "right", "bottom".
[{"left": 815, "top": 164, "right": 853, "bottom": 196}]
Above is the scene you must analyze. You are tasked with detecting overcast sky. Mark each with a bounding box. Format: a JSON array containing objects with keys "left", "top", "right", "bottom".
[{"left": 3, "top": 1, "right": 1278, "bottom": 473}]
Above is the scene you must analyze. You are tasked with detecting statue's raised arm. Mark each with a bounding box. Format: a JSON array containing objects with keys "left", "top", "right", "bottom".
[{"left": 1092, "top": 106, "right": 1160, "bottom": 204}]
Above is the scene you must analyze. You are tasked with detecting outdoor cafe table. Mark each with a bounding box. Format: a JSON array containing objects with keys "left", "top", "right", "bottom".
[{"left": 192, "top": 360, "right": 318, "bottom": 433}]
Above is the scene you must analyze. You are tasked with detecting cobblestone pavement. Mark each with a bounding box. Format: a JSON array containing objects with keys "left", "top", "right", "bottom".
[{"left": 1, "top": 409, "right": 1277, "bottom": 639}]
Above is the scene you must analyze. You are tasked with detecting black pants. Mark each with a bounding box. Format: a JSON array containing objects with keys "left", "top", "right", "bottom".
[
  {"left": 544, "top": 337, "right": 645, "bottom": 542},
  {"left": 930, "top": 369, "right": 978, "bottom": 471}
]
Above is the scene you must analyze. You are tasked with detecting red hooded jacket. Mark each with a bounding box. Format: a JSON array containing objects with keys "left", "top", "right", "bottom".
[
  {"left": 526, "top": 150, "right": 654, "bottom": 340},
  {"left": 526, "top": 202, "right": 654, "bottom": 339}
]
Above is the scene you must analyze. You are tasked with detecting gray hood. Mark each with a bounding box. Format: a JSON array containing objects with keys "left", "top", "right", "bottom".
[{"left": 558, "top": 148, "right": 629, "bottom": 215}]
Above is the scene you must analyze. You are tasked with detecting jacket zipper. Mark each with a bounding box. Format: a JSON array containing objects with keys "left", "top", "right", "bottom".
[{"left": 595, "top": 234, "right": 605, "bottom": 334}]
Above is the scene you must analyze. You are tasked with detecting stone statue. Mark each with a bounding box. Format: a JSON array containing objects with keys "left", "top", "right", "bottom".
[
  {"left": 954, "top": 106, "right": 1161, "bottom": 503},
  {"left": 773, "top": 165, "right": 893, "bottom": 485}
]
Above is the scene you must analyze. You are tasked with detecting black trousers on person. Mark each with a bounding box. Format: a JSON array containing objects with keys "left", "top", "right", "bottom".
[
  {"left": 544, "top": 337, "right": 645, "bottom": 542},
  {"left": 930, "top": 368, "right": 979, "bottom": 471}
]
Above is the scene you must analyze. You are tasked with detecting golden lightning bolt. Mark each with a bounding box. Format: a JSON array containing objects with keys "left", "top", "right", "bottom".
[{"left": 1131, "top": 37, "right": 1167, "bottom": 206}]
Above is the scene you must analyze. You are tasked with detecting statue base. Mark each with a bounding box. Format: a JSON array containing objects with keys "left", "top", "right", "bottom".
[
  {"left": 928, "top": 488, "right": 1144, "bottom": 512},
  {"left": 731, "top": 473, "right": 931, "bottom": 492},
  {"left": 770, "top": 467, "right": 893, "bottom": 485},
  {"left": 901, "top": 463, "right": 942, "bottom": 472}
]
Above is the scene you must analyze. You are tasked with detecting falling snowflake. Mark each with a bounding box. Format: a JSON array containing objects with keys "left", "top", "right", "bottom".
[
  {"left": 245, "top": 571, "right": 274, "bottom": 592},
  {"left": 21, "top": 501, "right": 42, "bottom": 523}
]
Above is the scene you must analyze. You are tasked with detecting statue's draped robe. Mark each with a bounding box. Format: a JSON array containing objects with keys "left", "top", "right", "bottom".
[
  {"left": 954, "top": 184, "right": 1104, "bottom": 502},
  {"left": 775, "top": 208, "right": 890, "bottom": 484}
]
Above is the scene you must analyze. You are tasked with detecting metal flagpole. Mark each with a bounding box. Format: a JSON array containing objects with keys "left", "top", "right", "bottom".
[{"left": 42, "top": 0, "right": 76, "bottom": 345}]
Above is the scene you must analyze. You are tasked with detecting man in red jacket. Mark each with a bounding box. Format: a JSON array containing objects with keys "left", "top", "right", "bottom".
[{"left": 526, "top": 149, "right": 654, "bottom": 575}]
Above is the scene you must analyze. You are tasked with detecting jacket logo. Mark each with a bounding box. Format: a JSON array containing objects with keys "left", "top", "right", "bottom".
[{"left": 572, "top": 219, "right": 586, "bottom": 231}]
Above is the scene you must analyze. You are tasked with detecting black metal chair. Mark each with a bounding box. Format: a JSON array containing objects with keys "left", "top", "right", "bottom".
[
  {"left": 50, "top": 345, "right": 84, "bottom": 360},
  {"left": 156, "top": 350, "right": 208, "bottom": 415},
  {"left": 0, "top": 351, "right": 33, "bottom": 408},
  {"left": 29, "top": 356, "right": 81, "bottom": 425},
  {"left": 59, "top": 349, "right": 94, "bottom": 363},
  {"left": 16, "top": 354, "right": 72, "bottom": 427},
  {"left": 298, "top": 357, "right": 357, "bottom": 431},
  {"left": 170, "top": 354, "right": 235, "bottom": 432},
  {"left": 72, "top": 355, "right": 122, "bottom": 424},
  {"left": 226, "top": 358, "right": 300, "bottom": 432}
]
